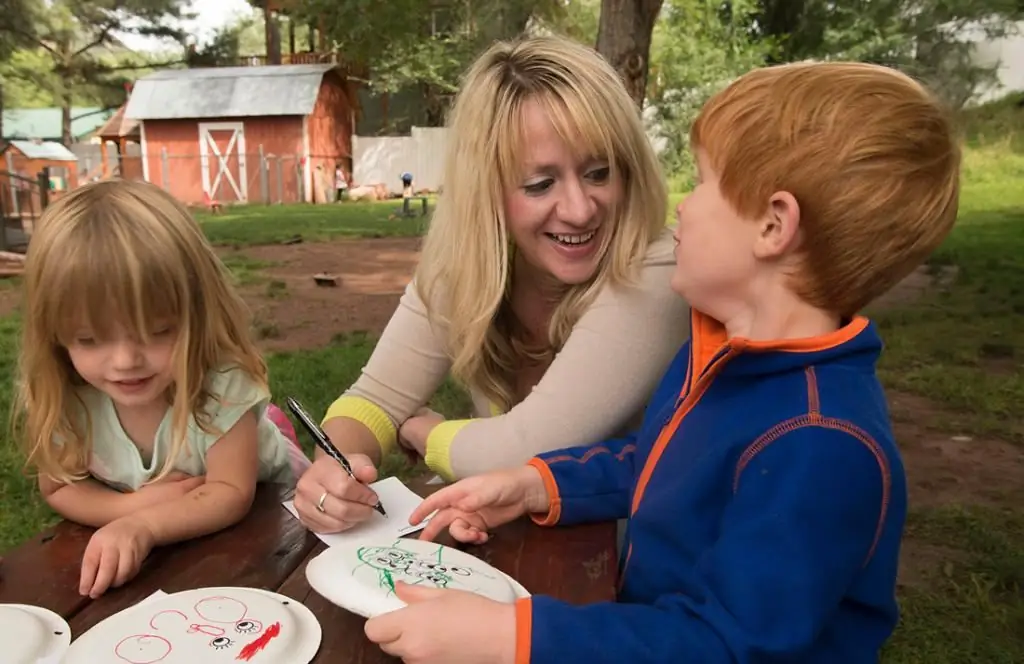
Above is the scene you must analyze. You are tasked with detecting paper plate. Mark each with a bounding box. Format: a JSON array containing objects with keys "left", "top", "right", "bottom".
[
  {"left": 64, "top": 587, "right": 321, "bottom": 664},
  {"left": 0, "top": 603, "right": 71, "bottom": 663},
  {"left": 306, "top": 536, "right": 525, "bottom": 618}
]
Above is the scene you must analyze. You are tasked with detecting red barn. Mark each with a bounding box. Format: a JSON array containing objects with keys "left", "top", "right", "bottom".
[{"left": 124, "top": 63, "right": 354, "bottom": 205}]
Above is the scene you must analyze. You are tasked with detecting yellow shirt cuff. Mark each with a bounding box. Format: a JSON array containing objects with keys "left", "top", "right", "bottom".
[
  {"left": 424, "top": 419, "right": 473, "bottom": 482},
  {"left": 322, "top": 395, "right": 398, "bottom": 456}
]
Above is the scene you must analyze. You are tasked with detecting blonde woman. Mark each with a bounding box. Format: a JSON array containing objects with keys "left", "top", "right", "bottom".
[
  {"left": 294, "top": 34, "right": 690, "bottom": 534},
  {"left": 15, "top": 180, "right": 310, "bottom": 598}
]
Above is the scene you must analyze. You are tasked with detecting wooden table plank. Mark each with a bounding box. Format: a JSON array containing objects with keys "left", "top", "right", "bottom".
[
  {"left": 0, "top": 478, "right": 619, "bottom": 664},
  {"left": 67, "top": 483, "right": 317, "bottom": 634},
  {"left": 276, "top": 516, "right": 619, "bottom": 662},
  {"left": 0, "top": 515, "right": 167, "bottom": 617}
]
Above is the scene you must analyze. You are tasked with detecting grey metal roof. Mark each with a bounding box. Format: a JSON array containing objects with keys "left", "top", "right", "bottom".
[
  {"left": 6, "top": 139, "right": 78, "bottom": 161},
  {"left": 124, "top": 64, "right": 336, "bottom": 121}
]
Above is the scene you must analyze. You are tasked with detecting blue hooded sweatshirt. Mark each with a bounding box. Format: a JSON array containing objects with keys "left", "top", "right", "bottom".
[{"left": 513, "top": 311, "right": 908, "bottom": 664}]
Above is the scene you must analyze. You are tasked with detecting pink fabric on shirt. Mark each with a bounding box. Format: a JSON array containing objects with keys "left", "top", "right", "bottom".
[{"left": 265, "top": 403, "right": 312, "bottom": 479}]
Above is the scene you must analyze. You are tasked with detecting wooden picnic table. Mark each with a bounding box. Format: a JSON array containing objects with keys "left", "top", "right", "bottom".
[{"left": 0, "top": 480, "right": 618, "bottom": 662}]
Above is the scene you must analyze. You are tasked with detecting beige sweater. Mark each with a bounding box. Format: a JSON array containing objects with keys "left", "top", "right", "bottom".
[{"left": 323, "top": 227, "right": 691, "bottom": 481}]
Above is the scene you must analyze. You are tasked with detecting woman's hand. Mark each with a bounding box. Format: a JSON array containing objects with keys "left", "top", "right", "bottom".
[
  {"left": 293, "top": 453, "right": 381, "bottom": 533},
  {"left": 399, "top": 407, "right": 446, "bottom": 458},
  {"left": 411, "top": 465, "right": 550, "bottom": 545}
]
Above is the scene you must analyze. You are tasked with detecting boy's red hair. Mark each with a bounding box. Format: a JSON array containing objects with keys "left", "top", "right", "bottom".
[{"left": 692, "top": 62, "right": 961, "bottom": 316}]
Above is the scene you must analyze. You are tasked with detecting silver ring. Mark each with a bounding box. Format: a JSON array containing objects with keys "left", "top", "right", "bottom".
[{"left": 317, "top": 491, "right": 328, "bottom": 513}]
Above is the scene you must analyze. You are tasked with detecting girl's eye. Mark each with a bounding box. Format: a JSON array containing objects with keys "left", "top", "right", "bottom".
[{"left": 523, "top": 179, "right": 554, "bottom": 196}]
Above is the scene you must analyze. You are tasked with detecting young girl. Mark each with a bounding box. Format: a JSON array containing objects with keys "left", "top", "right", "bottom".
[{"left": 15, "top": 180, "right": 311, "bottom": 599}]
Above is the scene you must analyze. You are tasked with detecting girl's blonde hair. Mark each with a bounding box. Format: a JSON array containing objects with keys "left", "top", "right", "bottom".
[
  {"left": 15, "top": 180, "right": 267, "bottom": 484},
  {"left": 415, "top": 34, "right": 667, "bottom": 411}
]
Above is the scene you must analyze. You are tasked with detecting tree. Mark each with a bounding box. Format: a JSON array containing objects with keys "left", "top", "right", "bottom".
[
  {"left": 647, "top": 0, "right": 773, "bottom": 178},
  {"left": 0, "top": 0, "right": 38, "bottom": 137},
  {"left": 0, "top": 0, "right": 192, "bottom": 144},
  {"left": 595, "top": 0, "right": 665, "bottom": 107}
]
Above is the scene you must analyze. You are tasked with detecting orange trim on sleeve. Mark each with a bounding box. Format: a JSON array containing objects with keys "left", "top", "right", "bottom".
[
  {"left": 514, "top": 597, "right": 533, "bottom": 664},
  {"left": 526, "top": 458, "right": 562, "bottom": 526}
]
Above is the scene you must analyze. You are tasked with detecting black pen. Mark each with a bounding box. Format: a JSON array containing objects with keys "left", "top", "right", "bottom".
[{"left": 285, "top": 397, "right": 388, "bottom": 518}]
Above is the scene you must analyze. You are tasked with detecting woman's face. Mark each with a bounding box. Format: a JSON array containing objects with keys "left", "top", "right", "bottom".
[{"left": 504, "top": 98, "right": 623, "bottom": 287}]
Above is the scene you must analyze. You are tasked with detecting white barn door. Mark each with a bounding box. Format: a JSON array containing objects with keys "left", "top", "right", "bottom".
[{"left": 198, "top": 122, "right": 248, "bottom": 202}]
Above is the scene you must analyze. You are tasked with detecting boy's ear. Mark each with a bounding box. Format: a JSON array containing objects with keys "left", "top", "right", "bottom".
[{"left": 755, "top": 191, "right": 801, "bottom": 259}]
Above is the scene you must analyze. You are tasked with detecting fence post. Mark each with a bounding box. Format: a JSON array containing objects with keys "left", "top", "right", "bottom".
[
  {"left": 37, "top": 167, "right": 50, "bottom": 210},
  {"left": 5, "top": 151, "right": 19, "bottom": 215},
  {"left": 258, "top": 145, "right": 269, "bottom": 205},
  {"left": 161, "top": 147, "right": 170, "bottom": 191},
  {"left": 296, "top": 160, "right": 304, "bottom": 203},
  {"left": 275, "top": 157, "right": 284, "bottom": 204}
]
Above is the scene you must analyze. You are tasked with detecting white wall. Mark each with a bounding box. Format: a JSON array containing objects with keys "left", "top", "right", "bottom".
[
  {"left": 963, "top": 19, "right": 1024, "bottom": 105},
  {"left": 352, "top": 126, "right": 448, "bottom": 194}
]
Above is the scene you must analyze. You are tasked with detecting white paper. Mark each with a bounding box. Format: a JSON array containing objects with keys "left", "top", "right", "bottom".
[
  {"left": 282, "top": 476, "right": 436, "bottom": 547},
  {"left": 135, "top": 589, "right": 169, "bottom": 606}
]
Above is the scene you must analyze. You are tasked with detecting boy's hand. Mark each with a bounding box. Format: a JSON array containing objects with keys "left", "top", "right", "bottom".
[
  {"left": 365, "top": 581, "right": 516, "bottom": 664},
  {"left": 411, "top": 465, "right": 549, "bottom": 544},
  {"left": 79, "top": 516, "right": 156, "bottom": 598}
]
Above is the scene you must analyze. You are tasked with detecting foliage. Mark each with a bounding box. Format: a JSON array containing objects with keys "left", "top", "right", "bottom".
[
  {"left": 0, "top": 0, "right": 193, "bottom": 140},
  {"left": 290, "top": 0, "right": 592, "bottom": 108},
  {"left": 647, "top": 0, "right": 774, "bottom": 183}
]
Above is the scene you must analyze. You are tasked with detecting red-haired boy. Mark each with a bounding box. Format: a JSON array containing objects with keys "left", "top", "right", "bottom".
[{"left": 364, "top": 61, "right": 961, "bottom": 664}]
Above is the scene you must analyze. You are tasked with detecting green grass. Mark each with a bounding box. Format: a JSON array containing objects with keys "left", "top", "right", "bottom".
[
  {"left": 872, "top": 96, "right": 1024, "bottom": 662},
  {"left": 196, "top": 199, "right": 431, "bottom": 246},
  {"left": 884, "top": 506, "right": 1024, "bottom": 664}
]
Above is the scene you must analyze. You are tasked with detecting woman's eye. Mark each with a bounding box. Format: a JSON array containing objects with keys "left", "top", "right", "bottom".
[
  {"left": 586, "top": 167, "right": 610, "bottom": 183},
  {"left": 523, "top": 179, "right": 553, "bottom": 196}
]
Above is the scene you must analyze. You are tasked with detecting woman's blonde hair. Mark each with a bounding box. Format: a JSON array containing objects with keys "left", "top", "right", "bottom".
[
  {"left": 415, "top": 34, "right": 667, "bottom": 411},
  {"left": 14, "top": 180, "right": 267, "bottom": 484}
]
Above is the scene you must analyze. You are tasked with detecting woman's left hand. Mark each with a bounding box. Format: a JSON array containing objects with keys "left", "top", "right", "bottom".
[{"left": 399, "top": 407, "right": 446, "bottom": 458}]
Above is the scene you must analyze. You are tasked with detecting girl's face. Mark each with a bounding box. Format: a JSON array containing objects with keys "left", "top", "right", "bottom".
[
  {"left": 503, "top": 98, "right": 623, "bottom": 288},
  {"left": 65, "top": 320, "right": 178, "bottom": 410}
]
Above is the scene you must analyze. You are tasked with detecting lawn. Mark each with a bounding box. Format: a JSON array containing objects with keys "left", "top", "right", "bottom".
[
  {"left": 0, "top": 94, "right": 1021, "bottom": 662},
  {"left": 195, "top": 197, "right": 431, "bottom": 246}
]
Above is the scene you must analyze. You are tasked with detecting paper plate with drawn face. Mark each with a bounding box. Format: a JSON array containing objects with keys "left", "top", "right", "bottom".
[
  {"left": 63, "top": 587, "right": 321, "bottom": 663},
  {"left": 0, "top": 603, "right": 71, "bottom": 663},
  {"left": 305, "top": 536, "right": 525, "bottom": 619}
]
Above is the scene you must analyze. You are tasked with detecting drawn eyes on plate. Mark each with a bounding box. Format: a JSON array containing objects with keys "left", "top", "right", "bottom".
[
  {"left": 235, "top": 620, "right": 262, "bottom": 634},
  {"left": 210, "top": 636, "right": 234, "bottom": 649}
]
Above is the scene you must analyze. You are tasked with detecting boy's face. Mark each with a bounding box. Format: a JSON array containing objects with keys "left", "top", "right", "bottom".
[{"left": 670, "top": 150, "right": 763, "bottom": 321}]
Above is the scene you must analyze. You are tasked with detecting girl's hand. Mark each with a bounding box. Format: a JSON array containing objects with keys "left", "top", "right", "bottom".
[
  {"left": 411, "top": 465, "right": 550, "bottom": 545},
  {"left": 79, "top": 516, "right": 156, "bottom": 598},
  {"left": 399, "top": 407, "right": 446, "bottom": 458}
]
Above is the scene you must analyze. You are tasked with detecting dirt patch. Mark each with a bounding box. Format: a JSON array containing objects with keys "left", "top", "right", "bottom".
[
  {"left": 896, "top": 540, "right": 969, "bottom": 591},
  {"left": 889, "top": 391, "right": 1024, "bottom": 509},
  {"left": 870, "top": 264, "right": 958, "bottom": 310},
  {"left": 223, "top": 237, "right": 422, "bottom": 352}
]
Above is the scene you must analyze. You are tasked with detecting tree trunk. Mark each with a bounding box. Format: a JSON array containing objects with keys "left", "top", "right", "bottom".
[{"left": 595, "top": 0, "right": 664, "bottom": 108}]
